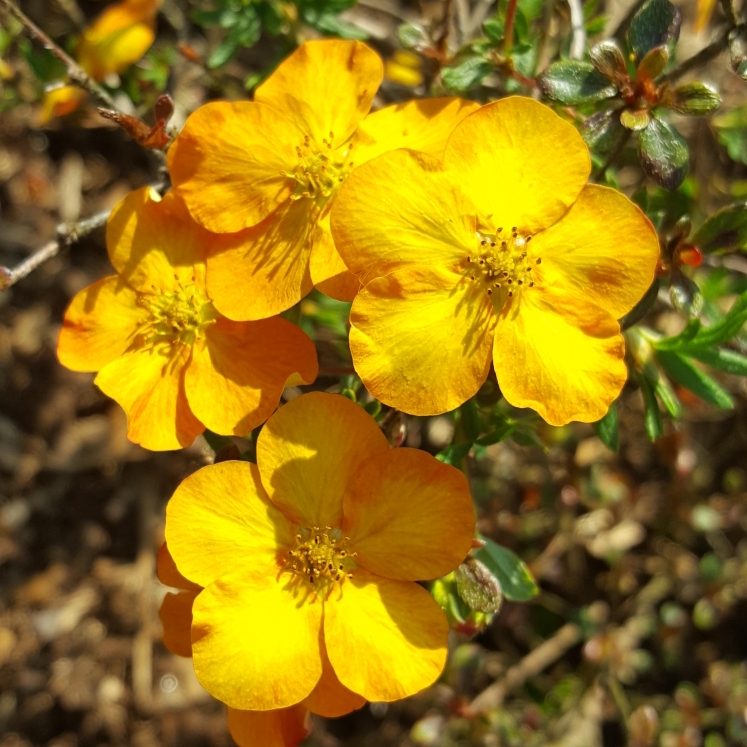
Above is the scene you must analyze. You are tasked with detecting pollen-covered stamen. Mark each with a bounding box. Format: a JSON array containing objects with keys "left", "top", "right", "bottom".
[
  {"left": 282, "top": 131, "right": 355, "bottom": 205},
  {"left": 465, "top": 227, "right": 540, "bottom": 301},
  {"left": 284, "top": 526, "right": 356, "bottom": 587},
  {"left": 136, "top": 275, "right": 217, "bottom": 348}
]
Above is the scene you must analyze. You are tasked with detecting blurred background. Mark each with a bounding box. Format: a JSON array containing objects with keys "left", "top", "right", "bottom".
[{"left": 1, "top": 0, "right": 747, "bottom": 745}]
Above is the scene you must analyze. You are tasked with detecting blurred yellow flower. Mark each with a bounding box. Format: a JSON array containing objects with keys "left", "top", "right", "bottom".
[
  {"left": 164, "top": 392, "right": 475, "bottom": 710},
  {"left": 167, "top": 38, "right": 478, "bottom": 317},
  {"left": 57, "top": 187, "right": 317, "bottom": 451},
  {"left": 39, "top": 0, "right": 160, "bottom": 123},
  {"left": 331, "top": 97, "right": 660, "bottom": 426}
]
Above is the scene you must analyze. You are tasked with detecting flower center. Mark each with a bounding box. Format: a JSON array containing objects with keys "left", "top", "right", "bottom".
[
  {"left": 137, "top": 276, "right": 217, "bottom": 348},
  {"left": 465, "top": 226, "right": 542, "bottom": 307},
  {"left": 284, "top": 526, "right": 356, "bottom": 588},
  {"left": 283, "top": 133, "right": 355, "bottom": 206}
]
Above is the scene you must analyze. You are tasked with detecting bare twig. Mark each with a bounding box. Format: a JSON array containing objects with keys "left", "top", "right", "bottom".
[
  {"left": 0, "top": 0, "right": 118, "bottom": 110},
  {"left": 504, "top": 0, "right": 518, "bottom": 55},
  {"left": 661, "top": 25, "right": 734, "bottom": 83},
  {"left": 54, "top": 0, "right": 86, "bottom": 30},
  {"left": 469, "top": 622, "right": 583, "bottom": 712},
  {"left": 568, "top": 0, "right": 586, "bottom": 58},
  {"left": 0, "top": 210, "right": 110, "bottom": 291}
]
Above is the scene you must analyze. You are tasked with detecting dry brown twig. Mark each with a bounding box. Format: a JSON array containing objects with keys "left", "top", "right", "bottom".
[
  {"left": 0, "top": 210, "right": 111, "bottom": 291},
  {"left": 0, "top": 0, "right": 119, "bottom": 111}
]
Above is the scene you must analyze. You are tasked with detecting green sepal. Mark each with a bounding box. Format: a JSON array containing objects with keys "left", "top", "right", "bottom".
[
  {"left": 668, "top": 81, "right": 721, "bottom": 116},
  {"left": 594, "top": 402, "right": 620, "bottom": 451},
  {"left": 638, "top": 116, "right": 689, "bottom": 190}
]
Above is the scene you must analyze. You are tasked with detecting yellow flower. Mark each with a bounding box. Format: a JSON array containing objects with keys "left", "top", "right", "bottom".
[
  {"left": 158, "top": 544, "right": 312, "bottom": 747},
  {"left": 163, "top": 392, "right": 476, "bottom": 711},
  {"left": 167, "top": 38, "right": 478, "bottom": 318},
  {"left": 39, "top": 0, "right": 160, "bottom": 124},
  {"left": 331, "top": 97, "right": 660, "bottom": 426},
  {"left": 57, "top": 187, "right": 317, "bottom": 451}
]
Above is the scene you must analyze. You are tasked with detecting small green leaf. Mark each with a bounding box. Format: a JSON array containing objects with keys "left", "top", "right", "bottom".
[
  {"left": 363, "top": 399, "right": 382, "bottom": 418},
  {"left": 454, "top": 558, "right": 502, "bottom": 613},
  {"left": 620, "top": 278, "right": 660, "bottom": 330},
  {"left": 669, "top": 268, "right": 704, "bottom": 317},
  {"left": 621, "top": 108, "right": 652, "bottom": 131},
  {"left": 398, "top": 22, "right": 430, "bottom": 49},
  {"left": 476, "top": 419, "right": 516, "bottom": 446},
  {"left": 638, "top": 116, "right": 689, "bottom": 189},
  {"left": 582, "top": 108, "right": 627, "bottom": 152},
  {"left": 435, "top": 441, "right": 472, "bottom": 465},
  {"left": 637, "top": 45, "right": 669, "bottom": 80},
  {"left": 653, "top": 370, "right": 684, "bottom": 418},
  {"left": 483, "top": 17, "right": 504, "bottom": 44},
  {"left": 192, "top": 7, "right": 238, "bottom": 28},
  {"left": 538, "top": 59, "right": 617, "bottom": 105},
  {"left": 441, "top": 56, "right": 492, "bottom": 91},
  {"left": 692, "top": 202, "right": 747, "bottom": 254},
  {"left": 460, "top": 399, "right": 482, "bottom": 442},
  {"left": 668, "top": 81, "right": 721, "bottom": 116},
  {"left": 677, "top": 290, "right": 747, "bottom": 349},
  {"left": 689, "top": 347, "right": 747, "bottom": 376},
  {"left": 627, "top": 0, "right": 681, "bottom": 62},
  {"left": 511, "top": 427, "right": 547, "bottom": 451},
  {"left": 594, "top": 403, "right": 619, "bottom": 451},
  {"left": 475, "top": 538, "right": 538, "bottom": 602},
  {"left": 639, "top": 374, "right": 664, "bottom": 440},
  {"left": 654, "top": 318, "right": 702, "bottom": 351},
  {"left": 305, "top": 12, "right": 368, "bottom": 39},
  {"left": 208, "top": 33, "right": 240, "bottom": 68},
  {"left": 589, "top": 40, "right": 628, "bottom": 83},
  {"left": 656, "top": 351, "right": 735, "bottom": 409}
]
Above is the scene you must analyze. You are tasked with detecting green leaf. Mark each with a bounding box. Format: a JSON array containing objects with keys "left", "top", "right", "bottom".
[
  {"left": 668, "top": 81, "right": 721, "bottom": 116},
  {"left": 677, "top": 290, "right": 747, "bottom": 349},
  {"left": 638, "top": 116, "right": 689, "bottom": 190},
  {"left": 581, "top": 108, "right": 627, "bottom": 153},
  {"left": 363, "top": 399, "right": 382, "bottom": 418},
  {"left": 669, "top": 268, "right": 704, "bottom": 317},
  {"left": 476, "top": 419, "right": 516, "bottom": 446},
  {"left": 483, "top": 17, "right": 504, "bottom": 44},
  {"left": 589, "top": 40, "right": 627, "bottom": 82},
  {"left": 639, "top": 374, "right": 664, "bottom": 440},
  {"left": 621, "top": 108, "right": 652, "bottom": 131},
  {"left": 474, "top": 538, "right": 538, "bottom": 602},
  {"left": 689, "top": 347, "right": 747, "bottom": 376},
  {"left": 627, "top": 0, "right": 681, "bottom": 63},
  {"left": 654, "top": 318, "right": 702, "bottom": 351},
  {"left": 305, "top": 12, "right": 368, "bottom": 39},
  {"left": 208, "top": 33, "right": 240, "bottom": 68},
  {"left": 460, "top": 399, "right": 482, "bottom": 442},
  {"left": 620, "top": 278, "right": 660, "bottom": 329},
  {"left": 594, "top": 403, "right": 619, "bottom": 451},
  {"left": 192, "top": 7, "right": 238, "bottom": 28},
  {"left": 435, "top": 441, "right": 472, "bottom": 466},
  {"left": 442, "top": 56, "right": 492, "bottom": 90},
  {"left": 454, "top": 559, "right": 502, "bottom": 613},
  {"left": 398, "top": 21, "right": 430, "bottom": 49},
  {"left": 510, "top": 427, "right": 547, "bottom": 451},
  {"left": 538, "top": 59, "right": 617, "bottom": 105},
  {"left": 692, "top": 202, "right": 747, "bottom": 254},
  {"left": 637, "top": 45, "right": 669, "bottom": 81},
  {"left": 656, "top": 351, "right": 735, "bottom": 408},
  {"left": 713, "top": 103, "right": 747, "bottom": 165},
  {"left": 19, "top": 40, "right": 67, "bottom": 82}
]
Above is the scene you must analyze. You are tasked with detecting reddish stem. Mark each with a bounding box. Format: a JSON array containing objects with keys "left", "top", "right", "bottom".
[{"left": 504, "top": 0, "right": 518, "bottom": 56}]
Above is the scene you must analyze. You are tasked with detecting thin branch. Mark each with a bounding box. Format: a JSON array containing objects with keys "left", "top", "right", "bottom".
[
  {"left": 661, "top": 25, "right": 733, "bottom": 83},
  {"left": 568, "top": 0, "right": 586, "bottom": 59},
  {"left": 0, "top": 210, "right": 110, "bottom": 291},
  {"left": 504, "top": 0, "right": 518, "bottom": 55},
  {"left": 469, "top": 623, "right": 583, "bottom": 712},
  {"left": 0, "top": 0, "right": 118, "bottom": 111}
]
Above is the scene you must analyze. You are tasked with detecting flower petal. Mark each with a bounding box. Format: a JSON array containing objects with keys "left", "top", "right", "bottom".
[
  {"left": 165, "top": 461, "right": 296, "bottom": 588},
  {"left": 354, "top": 97, "right": 480, "bottom": 164},
  {"left": 531, "top": 184, "right": 659, "bottom": 319},
  {"left": 332, "top": 149, "right": 474, "bottom": 285},
  {"left": 257, "top": 392, "right": 389, "bottom": 529},
  {"left": 157, "top": 542, "right": 200, "bottom": 591},
  {"left": 57, "top": 275, "right": 147, "bottom": 372},
  {"left": 350, "top": 266, "right": 495, "bottom": 415},
  {"left": 255, "top": 39, "right": 382, "bottom": 148},
  {"left": 227, "top": 706, "right": 310, "bottom": 747},
  {"left": 493, "top": 287, "right": 626, "bottom": 425},
  {"left": 206, "top": 199, "right": 315, "bottom": 320},
  {"left": 343, "top": 448, "right": 475, "bottom": 581},
  {"left": 184, "top": 317, "right": 318, "bottom": 436},
  {"left": 302, "top": 638, "right": 366, "bottom": 717},
  {"left": 159, "top": 590, "right": 198, "bottom": 658},
  {"left": 168, "top": 101, "right": 301, "bottom": 233},
  {"left": 325, "top": 569, "right": 448, "bottom": 702},
  {"left": 192, "top": 568, "right": 323, "bottom": 710},
  {"left": 309, "top": 212, "right": 360, "bottom": 301},
  {"left": 106, "top": 187, "right": 206, "bottom": 294},
  {"left": 443, "top": 97, "right": 590, "bottom": 234},
  {"left": 38, "top": 85, "right": 87, "bottom": 124},
  {"left": 95, "top": 344, "right": 203, "bottom": 450}
]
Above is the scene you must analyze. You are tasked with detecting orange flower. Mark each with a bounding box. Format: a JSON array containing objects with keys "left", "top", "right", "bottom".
[
  {"left": 158, "top": 543, "right": 313, "bottom": 747},
  {"left": 167, "top": 38, "right": 478, "bottom": 318},
  {"left": 163, "top": 393, "right": 475, "bottom": 712},
  {"left": 57, "top": 187, "right": 317, "bottom": 451},
  {"left": 39, "top": 0, "right": 160, "bottom": 124}
]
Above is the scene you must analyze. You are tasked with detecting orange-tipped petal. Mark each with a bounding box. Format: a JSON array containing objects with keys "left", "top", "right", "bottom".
[
  {"left": 159, "top": 590, "right": 198, "bottom": 658},
  {"left": 157, "top": 542, "right": 200, "bottom": 591},
  {"left": 227, "top": 705, "right": 311, "bottom": 747}
]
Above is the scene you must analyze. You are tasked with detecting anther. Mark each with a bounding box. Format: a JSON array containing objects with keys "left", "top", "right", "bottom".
[
  {"left": 526, "top": 236, "right": 532, "bottom": 242},
  {"left": 536, "top": 258, "right": 542, "bottom": 264}
]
